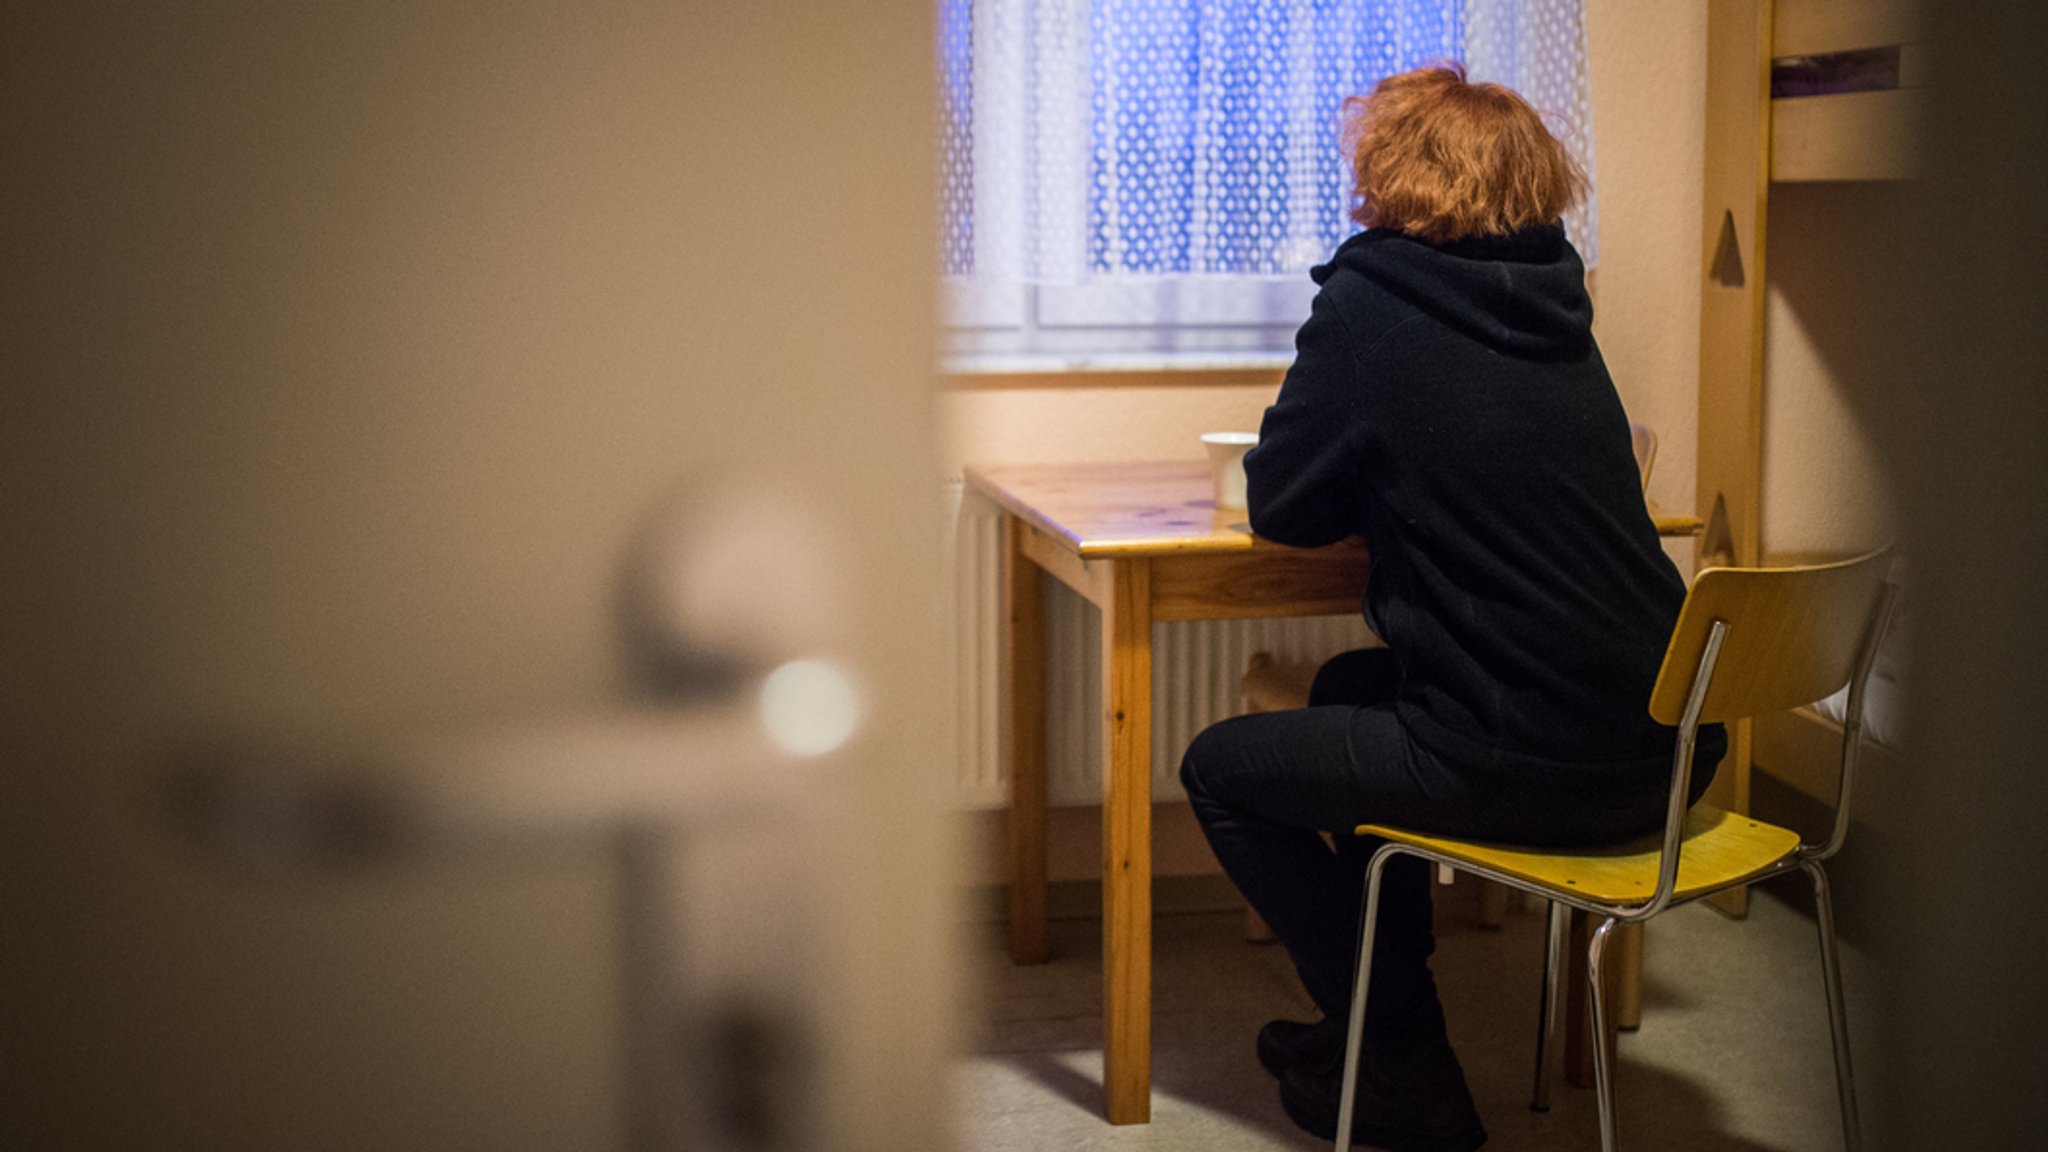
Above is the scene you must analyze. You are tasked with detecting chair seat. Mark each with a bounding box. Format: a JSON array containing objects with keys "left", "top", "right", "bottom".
[{"left": 1356, "top": 805, "right": 1804, "bottom": 906}]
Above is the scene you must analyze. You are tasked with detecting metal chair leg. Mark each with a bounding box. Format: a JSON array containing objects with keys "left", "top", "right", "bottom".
[
  {"left": 1335, "top": 845, "right": 1399, "bottom": 1152},
  {"left": 1530, "top": 899, "right": 1568, "bottom": 1112},
  {"left": 1804, "top": 860, "right": 1862, "bottom": 1152},
  {"left": 1587, "top": 917, "right": 1621, "bottom": 1152}
]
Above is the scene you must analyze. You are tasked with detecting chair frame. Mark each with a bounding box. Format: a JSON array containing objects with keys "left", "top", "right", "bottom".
[{"left": 1332, "top": 561, "right": 1898, "bottom": 1152}]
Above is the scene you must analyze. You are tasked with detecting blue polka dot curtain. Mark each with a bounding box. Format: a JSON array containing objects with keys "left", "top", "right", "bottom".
[{"left": 939, "top": 0, "right": 1597, "bottom": 361}]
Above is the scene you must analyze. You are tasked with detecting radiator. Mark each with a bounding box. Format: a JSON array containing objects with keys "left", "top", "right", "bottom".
[{"left": 950, "top": 482, "right": 1377, "bottom": 810}]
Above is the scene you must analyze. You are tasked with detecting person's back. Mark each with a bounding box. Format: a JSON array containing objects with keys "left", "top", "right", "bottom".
[
  {"left": 1248, "top": 223, "right": 1722, "bottom": 819},
  {"left": 1177, "top": 64, "right": 1723, "bottom": 1151}
]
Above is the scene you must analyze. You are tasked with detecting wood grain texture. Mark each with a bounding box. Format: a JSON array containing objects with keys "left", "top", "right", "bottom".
[
  {"left": 1004, "top": 518, "right": 1050, "bottom": 966},
  {"left": 1698, "top": 0, "right": 1777, "bottom": 914},
  {"left": 1149, "top": 549, "right": 1371, "bottom": 621},
  {"left": 967, "top": 461, "right": 1267, "bottom": 557},
  {"left": 1698, "top": 0, "right": 1772, "bottom": 575},
  {"left": 1648, "top": 550, "right": 1892, "bottom": 725},
  {"left": 1018, "top": 519, "right": 1112, "bottom": 608},
  {"left": 1100, "top": 558, "right": 1154, "bottom": 1125}
]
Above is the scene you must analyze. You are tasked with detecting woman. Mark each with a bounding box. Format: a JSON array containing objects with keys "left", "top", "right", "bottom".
[{"left": 1178, "top": 64, "right": 1725, "bottom": 1151}]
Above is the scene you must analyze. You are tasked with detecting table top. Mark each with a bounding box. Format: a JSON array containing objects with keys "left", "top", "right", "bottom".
[
  {"left": 964, "top": 460, "right": 1705, "bottom": 559},
  {"left": 967, "top": 461, "right": 1279, "bottom": 558}
]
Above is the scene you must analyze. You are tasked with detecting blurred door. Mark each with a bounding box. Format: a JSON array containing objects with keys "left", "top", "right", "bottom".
[{"left": 0, "top": 4, "right": 953, "bottom": 1151}]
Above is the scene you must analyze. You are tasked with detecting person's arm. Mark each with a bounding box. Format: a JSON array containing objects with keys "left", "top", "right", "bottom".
[{"left": 1244, "top": 289, "right": 1364, "bottom": 548}]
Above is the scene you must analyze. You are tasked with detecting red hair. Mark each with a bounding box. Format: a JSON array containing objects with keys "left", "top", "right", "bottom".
[{"left": 1341, "top": 63, "right": 1587, "bottom": 243}]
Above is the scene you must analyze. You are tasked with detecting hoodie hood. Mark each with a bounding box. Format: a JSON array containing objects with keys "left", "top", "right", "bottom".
[{"left": 1312, "top": 224, "right": 1593, "bottom": 360}]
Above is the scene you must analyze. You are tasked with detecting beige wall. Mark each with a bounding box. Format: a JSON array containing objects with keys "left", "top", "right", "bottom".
[
  {"left": 939, "top": 384, "right": 1278, "bottom": 478},
  {"left": 1586, "top": 0, "right": 1711, "bottom": 574},
  {"left": 1, "top": 4, "right": 953, "bottom": 1150},
  {"left": 1760, "top": 182, "right": 1903, "bottom": 559}
]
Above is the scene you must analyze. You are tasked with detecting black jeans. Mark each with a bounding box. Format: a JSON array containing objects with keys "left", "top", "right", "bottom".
[{"left": 1179, "top": 649, "right": 1688, "bottom": 1038}]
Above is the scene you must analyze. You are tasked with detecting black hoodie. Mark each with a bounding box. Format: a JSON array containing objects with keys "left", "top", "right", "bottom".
[{"left": 1246, "top": 224, "right": 1725, "bottom": 790}]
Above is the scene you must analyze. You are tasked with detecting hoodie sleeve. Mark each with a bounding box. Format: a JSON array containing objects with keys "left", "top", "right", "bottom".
[{"left": 1244, "top": 288, "right": 1363, "bottom": 548}]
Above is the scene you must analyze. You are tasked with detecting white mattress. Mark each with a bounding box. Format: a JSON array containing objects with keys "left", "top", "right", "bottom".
[
  {"left": 1813, "top": 670, "right": 1903, "bottom": 750},
  {"left": 1813, "top": 565, "right": 1911, "bottom": 750}
]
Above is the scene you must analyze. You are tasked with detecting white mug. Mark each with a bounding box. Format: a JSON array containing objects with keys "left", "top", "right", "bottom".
[{"left": 1200, "top": 432, "right": 1258, "bottom": 510}]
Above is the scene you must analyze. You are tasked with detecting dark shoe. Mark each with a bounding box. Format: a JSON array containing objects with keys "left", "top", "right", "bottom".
[
  {"left": 1257, "top": 1016, "right": 1344, "bottom": 1079},
  {"left": 1276, "top": 1023, "right": 1486, "bottom": 1152}
]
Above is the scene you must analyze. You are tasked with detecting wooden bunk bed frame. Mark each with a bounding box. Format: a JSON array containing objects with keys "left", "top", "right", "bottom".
[{"left": 1697, "top": 0, "right": 1922, "bottom": 906}]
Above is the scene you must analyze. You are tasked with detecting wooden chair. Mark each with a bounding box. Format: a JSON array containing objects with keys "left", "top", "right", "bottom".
[
  {"left": 1332, "top": 550, "right": 1896, "bottom": 1152},
  {"left": 1629, "top": 422, "right": 1658, "bottom": 492}
]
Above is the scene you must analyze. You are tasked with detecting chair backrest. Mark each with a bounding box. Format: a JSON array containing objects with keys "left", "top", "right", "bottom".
[
  {"left": 1648, "top": 549, "right": 1894, "bottom": 727},
  {"left": 1628, "top": 423, "right": 1658, "bottom": 492}
]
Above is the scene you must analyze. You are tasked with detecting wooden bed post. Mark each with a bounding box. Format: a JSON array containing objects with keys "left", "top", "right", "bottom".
[{"left": 1696, "top": 0, "right": 1775, "bottom": 917}]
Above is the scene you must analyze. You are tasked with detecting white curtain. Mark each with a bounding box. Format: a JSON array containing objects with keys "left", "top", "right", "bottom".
[{"left": 939, "top": 0, "right": 1598, "bottom": 287}]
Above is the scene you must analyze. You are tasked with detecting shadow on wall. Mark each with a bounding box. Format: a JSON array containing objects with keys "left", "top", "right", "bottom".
[{"left": 1758, "top": 181, "right": 1914, "bottom": 557}]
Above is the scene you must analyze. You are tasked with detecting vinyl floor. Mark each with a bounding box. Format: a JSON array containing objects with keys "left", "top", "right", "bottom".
[{"left": 957, "top": 881, "right": 1876, "bottom": 1151}]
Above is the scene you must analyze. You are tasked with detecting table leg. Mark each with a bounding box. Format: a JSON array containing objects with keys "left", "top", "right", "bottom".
[
  {"left": 1564, "top": 909, "right": 1621, "bottom": 1089},
  {"left": 1101, "top": 558, "right": 1153, "bottom": 1124},
  {"left": 1004, "top": 518, "right": 1049, "bottom": 966},
  {"left": 1615, "top": 921, "right": 1644, "bottom": 1031},
  {"left": 1478, "top": 879, "right": 1510, "bottom": 930}
]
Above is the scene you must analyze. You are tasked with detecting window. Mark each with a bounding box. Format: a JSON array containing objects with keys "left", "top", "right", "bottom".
[{"left": 938, "top": 0, "right": 1598, "bottom": 369}]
